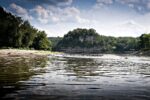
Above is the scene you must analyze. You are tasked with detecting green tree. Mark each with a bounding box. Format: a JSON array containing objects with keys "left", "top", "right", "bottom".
[
  {"left": 56, "top": 28, "right": 100, "bottom": 50},
  {"left": 55, "top": 28, "right": 140, "bottom": 53},
  {"left": 33, "top": 31, "right": 51, "bottom": 50},
  {"left": 0, "top": 6, "right": 52, "bottom": 50},
  {"left": 139, "top": 33, "right": 150, "bottom": 49},
  {"left": 20, "top": 21, "right": 37, "bottom": 48},
  {"left": 0, "top": 7, "right": 23, "bottom": 47}
]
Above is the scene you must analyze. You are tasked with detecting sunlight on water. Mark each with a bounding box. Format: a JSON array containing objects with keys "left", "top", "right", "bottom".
[{"left": 0, "top": 54, "right": 150, "bottom": 100}]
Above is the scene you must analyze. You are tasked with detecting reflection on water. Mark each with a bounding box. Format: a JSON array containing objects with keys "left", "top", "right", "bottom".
[
  {"left": 0, "top": 56, "right": 48, "bottom": 98},
  {"left": 0, "top": 54, "right": 150, "bottom": 100}
]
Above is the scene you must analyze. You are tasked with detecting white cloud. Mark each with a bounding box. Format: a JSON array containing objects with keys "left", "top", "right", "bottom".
[
  {"left": 64, "top": 7, "right": 80, "bottom": 16},
  {"left": 30, "top": 5, "right": 53, "bottom": 23},
  {"left": 37, "top": 18, "right": 49, "bottom": 24},
  {"left": 31, "top": 1, "right": 149, "bottom": 37},
  {"left": 10, "top": 3, "right": 27, "bottom": 14},
  {"left": 108, "top": 20, "right": 146, "bottom": 37},
  {"left": 10, "top": 3, "right": 33, "bottom": 20},
  {"left": 75, "top": 16, "right": 90, "bottom": 24},
  {"left": 51, "top": 16, "right": 60, "bottom": 22},
  {"left": 31, "top": 5, "right": 49, "bottom": 19},
  {"left": 136, "top": 12, "right": 150, "bottom": 27},
  {"left": 27, "top": 0, "right": 73, "bottom": 6},
  {"left": 128, "top": 4, "right": 134, "bottom": 8},
  {"left": 117, "top": 0, "right": 140, "bottom": 4},
  {"left": 30, "top": 5, "right": 89, "bottom": 24},
  {"left": 97, "top": 0, "right": 113, "bottom": 5},
  {"left": 147, "top": 2, "right": 150, "bottom": 9},
  {"left": 86, "top": 18, "right": 147, "bottom": 37},
  {"left": 95, "top": 0, "right": 150, "bottom": 13},
  {"left": 57, "top": 0, "right": 73, "bottom": 6},
  {"left": 94, "top": 0, "right": 113, "bottom": 9}
]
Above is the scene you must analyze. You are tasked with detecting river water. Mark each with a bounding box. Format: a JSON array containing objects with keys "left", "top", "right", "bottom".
[{"left": 0, "top": 54, "right": 150, "bottom": 100}]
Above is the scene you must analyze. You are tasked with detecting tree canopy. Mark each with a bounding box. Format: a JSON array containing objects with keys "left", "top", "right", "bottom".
[
  {"left": 1, "top": 6, "right": 149, "bottom": 53},
  {"left": 54, "top": 28, "right": 149, "bottom": 53},
  {"left": 56, "top": 28, "right": 100, "bottom": 48},
  {"left": 0, "top": 6, "right": 51, "bottom": 50},
  {"left": 139, "top": 34, "right": 150, "bottom": 50}
]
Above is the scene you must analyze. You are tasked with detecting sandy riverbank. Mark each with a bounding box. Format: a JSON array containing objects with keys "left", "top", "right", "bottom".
[{"left": 0, "top": 49, "right": 61, "bottom": 58}]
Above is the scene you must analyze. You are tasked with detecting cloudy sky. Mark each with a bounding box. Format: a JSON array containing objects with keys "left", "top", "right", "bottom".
[{"left": 1, "top": 0, "right": 150, "bottom": 37}]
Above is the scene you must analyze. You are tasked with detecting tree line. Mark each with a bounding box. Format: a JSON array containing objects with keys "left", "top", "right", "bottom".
[
  {"left": 0, "top": 6, "right": 51, "bottom": 50},
  {"left": 54, "top": 28, "right": 150, "bottom": 53},
  {"left": 0, "top": 6, "right": 149, "bottom": 53}
]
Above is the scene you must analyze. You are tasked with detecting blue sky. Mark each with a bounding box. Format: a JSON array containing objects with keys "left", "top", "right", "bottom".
[{"left": 1, "top": 0, "right": 150, "bottom": 37}]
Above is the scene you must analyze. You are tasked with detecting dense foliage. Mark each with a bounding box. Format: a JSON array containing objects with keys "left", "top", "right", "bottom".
[
  {"left": 1, "top": 6, "right": 149, "bottom": 53},
  {"left": 55, "top": 28, "right": 150, "bottom": 53},
  {"left": 0, "top": 7, "right": 51, "bottom": 50},
  {"left": 56, "top": 28, "right": 100, "bottom": 48},
  {"left": 48, "top": 37, "right": 62, "bottom": 50},
  {"left": 139, "top": 34, "right": 150, "bottom": 50}
]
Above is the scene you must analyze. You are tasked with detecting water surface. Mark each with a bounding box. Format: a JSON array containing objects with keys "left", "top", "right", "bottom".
[{"left": 0, "top": 54, "right": 150, "bottom": 100}]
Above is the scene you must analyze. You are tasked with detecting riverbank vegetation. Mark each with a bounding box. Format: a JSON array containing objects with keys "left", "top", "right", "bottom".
[
  {"left": 0, "top": 6, "right": 149, "bottom": 55},
  {"left": 0, "top": 7, "right": 51, "bottom": 50},
  {"left": 54, "top": 28, "right": 150, "bottom": 54}
]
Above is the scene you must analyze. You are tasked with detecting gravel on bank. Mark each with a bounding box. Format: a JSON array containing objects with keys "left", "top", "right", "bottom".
[{"left": 0, "top": 49, "right": 61, "bottom": 58}]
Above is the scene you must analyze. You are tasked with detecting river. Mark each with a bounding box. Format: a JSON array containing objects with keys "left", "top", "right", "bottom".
[{"left": 0, "top": 54, "right": 150, "bottom": 100}]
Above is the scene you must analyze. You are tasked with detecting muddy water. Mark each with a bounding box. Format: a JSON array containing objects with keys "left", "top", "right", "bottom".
[{"left": 0, "top": 54, "right": 150, "bottom": 100}]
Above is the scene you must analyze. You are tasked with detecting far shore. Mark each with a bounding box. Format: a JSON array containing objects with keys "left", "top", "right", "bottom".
[
  {"left": 0, "top": 49, "right": 61, "bottom": 58},
  {"left": 0, "top": 49, "right": 149, "bottom": 58}
]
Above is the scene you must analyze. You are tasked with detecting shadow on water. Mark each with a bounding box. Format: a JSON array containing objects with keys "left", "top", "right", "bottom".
[
  {"left": 0, "top": 54, "right": 150, "bottom": 100},
  {"left": 0, "top": 56, "right": 48, "bottom": 99}
]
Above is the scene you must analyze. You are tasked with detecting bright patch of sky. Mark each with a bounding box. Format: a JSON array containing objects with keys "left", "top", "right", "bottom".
[{"left": 1, "top": 0, "right": 150, "bottom": 37}]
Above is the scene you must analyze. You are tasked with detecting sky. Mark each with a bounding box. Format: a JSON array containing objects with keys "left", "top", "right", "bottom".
[{"left": 1, "top": 0, "right": 150, "bottom": 37}]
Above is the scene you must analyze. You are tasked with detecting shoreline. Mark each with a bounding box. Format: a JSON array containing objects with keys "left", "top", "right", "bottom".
[
  {"left": 0, "top": 49, "right": 61, "bottom": 58},
  {"left": 0, "top": 49, "right": 149, "bottom": 58}
]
